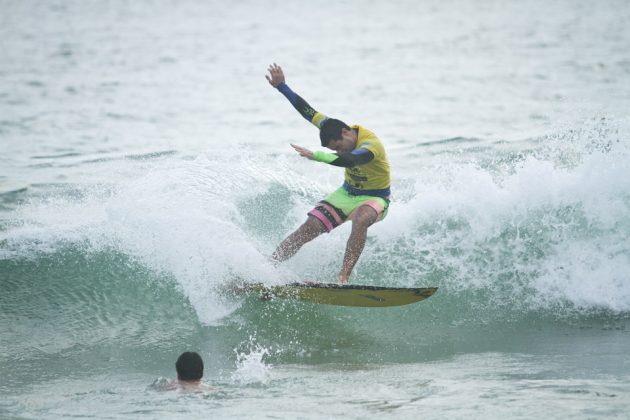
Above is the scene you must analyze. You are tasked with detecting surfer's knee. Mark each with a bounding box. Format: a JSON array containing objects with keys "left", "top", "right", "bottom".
[{"left": 351, "top": 206, "right": 378, "bottom": 229}]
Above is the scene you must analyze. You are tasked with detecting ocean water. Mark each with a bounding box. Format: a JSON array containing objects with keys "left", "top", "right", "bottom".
[{"left": 2, "top": 0, "right": 630, "bottom": 418}]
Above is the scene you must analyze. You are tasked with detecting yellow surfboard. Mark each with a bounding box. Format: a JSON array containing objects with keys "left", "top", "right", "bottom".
[{"left": 239, "top": 282, "right": 438, "bottom": 308}]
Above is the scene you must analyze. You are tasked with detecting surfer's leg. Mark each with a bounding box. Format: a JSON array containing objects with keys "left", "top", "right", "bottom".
[
  {"left": 272, "top": 215, "right": 327, "bottom": 263},
  {"left": 338, "top": 205, "right": 378, "bottom": 283}
]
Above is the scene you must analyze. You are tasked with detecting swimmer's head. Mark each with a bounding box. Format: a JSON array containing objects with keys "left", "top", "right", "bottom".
[{"left": 176, "top": 352, "right": 204, "bottom": 381}]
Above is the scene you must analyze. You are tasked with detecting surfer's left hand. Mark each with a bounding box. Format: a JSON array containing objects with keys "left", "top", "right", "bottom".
[
  {"left": 337, "top": 273, "right": 349, "bottom": 284},
  {"left": 291, "top": 144, "right": 314, "bottom": 160}
]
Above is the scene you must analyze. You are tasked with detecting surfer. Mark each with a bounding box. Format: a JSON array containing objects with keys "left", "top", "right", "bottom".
[{"left": 266, "top": 63, "right": 391, "bottom": 284}]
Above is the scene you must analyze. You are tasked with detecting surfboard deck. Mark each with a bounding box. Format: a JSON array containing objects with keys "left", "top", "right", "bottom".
[{"left": 233, "top": 282, "right": 438, "bottom": 307}]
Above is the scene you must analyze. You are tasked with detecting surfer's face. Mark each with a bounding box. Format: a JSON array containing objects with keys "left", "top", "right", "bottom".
[{"left": 326, "top": 128, "right": 357, "bottom": 153}]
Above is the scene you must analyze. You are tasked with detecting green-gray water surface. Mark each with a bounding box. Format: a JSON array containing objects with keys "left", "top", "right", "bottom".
[{"left": 2, "top": 0, "right": 630, "bottom": 418}]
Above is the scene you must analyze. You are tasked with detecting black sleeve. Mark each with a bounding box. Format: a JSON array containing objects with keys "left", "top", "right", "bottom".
[
  {"left": 329, "top": 150, "right": 375, "bottom": 167},
  {"left": 277, "top": 82, "right": 318, "bottom": 122}
]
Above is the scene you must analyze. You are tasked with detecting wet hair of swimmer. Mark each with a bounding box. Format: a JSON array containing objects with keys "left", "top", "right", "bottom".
[{"left": 176, "top": 351, "right": 204, "bottom": 381}]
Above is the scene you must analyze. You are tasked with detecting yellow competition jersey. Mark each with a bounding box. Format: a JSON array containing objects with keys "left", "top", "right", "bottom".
[{"left": 344, "top": 125, "right": 390, "bottom": 194}]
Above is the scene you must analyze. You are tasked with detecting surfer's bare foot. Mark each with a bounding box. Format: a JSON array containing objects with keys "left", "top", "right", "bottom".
[{"left": 337, "top": 273, "right": 349, "bottom": 284}]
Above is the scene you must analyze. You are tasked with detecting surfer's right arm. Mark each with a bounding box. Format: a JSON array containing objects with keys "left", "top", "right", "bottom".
[{"left": 266, "top": 63, "right": 329, "bottom": 129}]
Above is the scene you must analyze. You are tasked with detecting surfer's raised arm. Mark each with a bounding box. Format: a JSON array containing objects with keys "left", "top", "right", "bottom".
[
  {"left": 266, "top": 63, "right": 375, "bottom": 168},
  {"left": 265, "top": 63, "right": 329, "bottom": 129}
]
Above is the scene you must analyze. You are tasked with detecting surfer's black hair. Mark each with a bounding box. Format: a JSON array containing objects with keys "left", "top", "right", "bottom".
[
  {"left": 176, "top": 351, "right": 204, "bottom": 381},
  {"left": 319, "top": 118, "right": 351, "bottom": 147}
]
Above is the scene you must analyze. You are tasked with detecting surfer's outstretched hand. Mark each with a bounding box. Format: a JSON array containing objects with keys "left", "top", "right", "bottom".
[
  {"left": 338, "top": 273, "right": 349, "bottom": 284},
  {"left": 291, "top": 143, "right": 314, "bottom": 160},
  {"left": 265, "top": 63, "right": 285, "bottom": 87}
]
